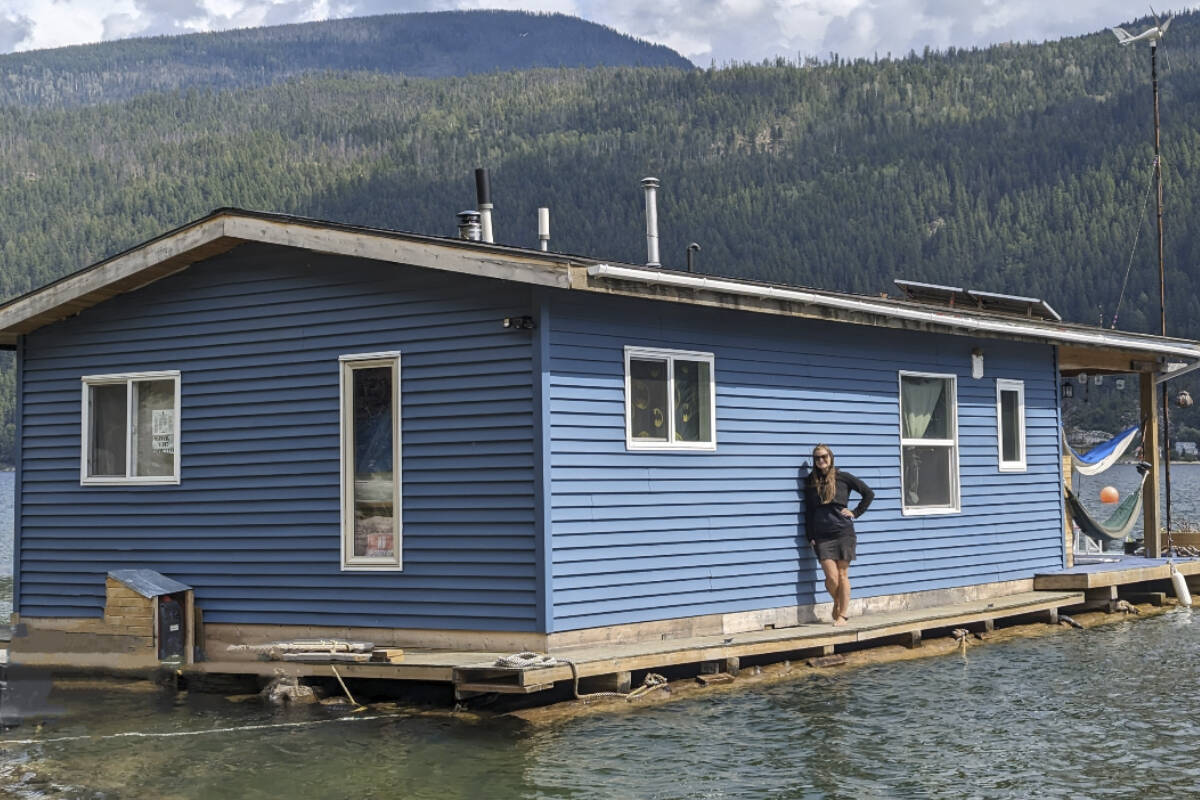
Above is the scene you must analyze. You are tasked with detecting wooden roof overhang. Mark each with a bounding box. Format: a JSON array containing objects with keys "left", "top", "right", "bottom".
[
  {"left": 3, "top": 208, "right": 1200, "bottom": 379},
  {"left": 0, "top": 209, "right": 576, "bottom": 348},
  {"left": 578, "top": 264, "right": 1200, "bottom": 377}
]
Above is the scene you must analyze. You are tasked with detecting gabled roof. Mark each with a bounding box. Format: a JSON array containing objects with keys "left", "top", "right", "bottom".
[{"left": 1, "top": 207, "right": 1198, "bottom": 371}]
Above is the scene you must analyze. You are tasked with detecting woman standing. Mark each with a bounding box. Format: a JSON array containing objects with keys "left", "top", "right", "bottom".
[{"left": 805, "top": 444, "right": 874, "bottom": 626}]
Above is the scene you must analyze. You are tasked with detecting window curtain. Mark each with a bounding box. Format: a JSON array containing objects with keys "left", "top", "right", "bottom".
[{"left": 901, "top": 378, "right": 944, "bottom": 439}]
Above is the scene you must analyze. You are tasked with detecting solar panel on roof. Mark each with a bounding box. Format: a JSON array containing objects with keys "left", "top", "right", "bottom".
[
  {"left": 965, "top": 289, "right": 1062, "bottom": 321},
  {"left": 894, "top": 278, "right": 1061, "bottom": 321},
  {"left": 893, "top": 279, "right": 970, "bottom": 306}
]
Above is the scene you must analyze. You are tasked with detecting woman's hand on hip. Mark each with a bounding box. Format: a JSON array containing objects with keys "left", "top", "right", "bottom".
[{"left": 839, "top": 508, "right": 855, "bottom": 519}]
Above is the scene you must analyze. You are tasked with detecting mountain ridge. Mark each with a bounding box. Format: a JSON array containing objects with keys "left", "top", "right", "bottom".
[{"left": 0, "top": 10, "right": 694, "bottom": 108}]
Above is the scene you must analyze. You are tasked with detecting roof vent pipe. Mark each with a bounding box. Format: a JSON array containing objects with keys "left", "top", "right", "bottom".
[
  {"left": 457, "top": 210, "right": 481, "bottom": 241},
  {"left": 538, "top": 207, "right": 550, "bottom": 252},
  {"left": 687, "top": 242, "right": 701, "bottom": 273},
  {"left": 641, "top": 177, "right": 660, "bottom": 267},
  {"left": 475, "top": 167, "right": 494, "bottom": 244}
]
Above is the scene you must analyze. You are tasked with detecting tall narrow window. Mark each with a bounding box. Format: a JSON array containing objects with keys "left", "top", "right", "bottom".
[
  {"left": 340, "top": 352, "right": 402, "bottom": 570},
  {"left": 624, "top": 346, "right": 716, "bottom": 450},
  {"left": 81, "top": 371, "right": 181, "bottom": 485},
  {"left": 898, "top": 372, "right": 959, "bottom": 514},
  {"left": 996, "top": 379, "right": 1027, "bottom": 472}
]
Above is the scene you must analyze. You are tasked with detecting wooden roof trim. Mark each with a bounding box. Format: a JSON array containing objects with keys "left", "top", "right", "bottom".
[
  {"left": 0, "top": 219, "right": 234, "bottom": 346},
  {"left": 0, "top": 212, "right": 575, "bottom": 345},
  {"left": 221, "top": 216, "right": 572, "bottom": 290}
]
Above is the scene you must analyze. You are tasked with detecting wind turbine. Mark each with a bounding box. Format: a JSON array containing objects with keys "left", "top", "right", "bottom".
[
  {"left": 1111, "top": 8, "right": 1174, "bottom": 46},
  {"left": 1111, "top": 7, "right": 1175, "bottom": 549}
]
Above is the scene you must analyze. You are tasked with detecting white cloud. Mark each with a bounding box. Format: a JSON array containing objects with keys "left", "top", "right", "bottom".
[
  {"left": 0, "top": 0, "right": 1197, "bottom": 62},
  {"left": 0, "top": 10, "right": 34, "bottom": 51}
]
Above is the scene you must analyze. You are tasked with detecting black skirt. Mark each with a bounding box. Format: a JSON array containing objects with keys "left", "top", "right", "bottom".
[{"left": 812, "top": 533, "right": 856, "bottom": 563}]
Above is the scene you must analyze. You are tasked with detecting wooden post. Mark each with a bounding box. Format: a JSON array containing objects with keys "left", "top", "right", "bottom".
[
  {"left": 1141, "top": 373, "right": 1163, "bottom": 558},
  {"left": 185, "top": 590, "right": 195, "bottom": 665},
  {"left": 1063, "top": 454, "right": 1074, "bottom": 568}
]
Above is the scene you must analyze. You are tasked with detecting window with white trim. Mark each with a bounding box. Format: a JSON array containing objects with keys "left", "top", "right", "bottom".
[
  {"left": 624, "top": 346, "right": 716, "bottom": 450},
  {"left": 996, "top": 379, "right": 1027, "bottom": 472},
  {"left": 81, "top": 371, "right": 181, "bottom": 485},
  {"left": 898, "top": 371, "right": 959, "bottom": 514},
  {"left": 340, "top": 352, "right": 403, "bottom": 570}
]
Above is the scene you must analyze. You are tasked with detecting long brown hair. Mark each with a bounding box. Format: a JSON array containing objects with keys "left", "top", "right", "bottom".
[{"left": 811, "top": 444, "right": 837, "bottom": 504}]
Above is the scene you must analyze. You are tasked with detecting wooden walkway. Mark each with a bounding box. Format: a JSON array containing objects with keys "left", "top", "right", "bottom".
[
  {"left": 188, "top": 589, "right": 1083, "bottom": 697},
  {"left": 1034, "top": 555, "right": 1200, "bottom": 590}
]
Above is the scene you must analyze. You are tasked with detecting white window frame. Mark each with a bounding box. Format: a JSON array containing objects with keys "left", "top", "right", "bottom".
[
  {"left": 996, "top": 378, "right": 1027, "bottom": 472},
  {"left": 624, "top": 346, "right": 717, "bottom": 451},
  {"left": 339, "top": 351, "right": 403, "bottom": 571},
  {"left": 898, "top": 370, "right": 960, "bottom": 515},
  {"left": 80, "top": 370, "right": 181, "bottom": 486}
]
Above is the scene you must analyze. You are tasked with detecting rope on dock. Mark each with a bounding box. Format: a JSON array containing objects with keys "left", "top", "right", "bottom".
[{"left": 493, "top": 652, "right": 668, "bottom": 703}]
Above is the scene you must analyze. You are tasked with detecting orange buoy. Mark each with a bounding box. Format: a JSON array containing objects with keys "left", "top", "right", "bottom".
[{"left": 1100, "top": 486, "right": 1120, "bottom": 504}]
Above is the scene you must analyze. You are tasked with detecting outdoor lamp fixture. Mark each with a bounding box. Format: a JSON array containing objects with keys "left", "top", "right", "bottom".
[
  {"left": 1077, "top": 372, "right": 1088, "bottom": 384},
  {"left": 503, "top": 316, "right": 536, "bottom": 330},
  {"left": 1062, "top": 381, "right": 1075, "bottom": 399},
  {"left": 970, "top": 348, "right": 984, "bottom": 380}
]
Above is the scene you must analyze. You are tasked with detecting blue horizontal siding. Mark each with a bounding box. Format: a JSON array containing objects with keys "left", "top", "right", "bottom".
[
  {"left": 547, "top": 293, "right": 1064, "bottom": 631},
  {"left": 18, "top": 244, "right": 539, "bottom": 631}
]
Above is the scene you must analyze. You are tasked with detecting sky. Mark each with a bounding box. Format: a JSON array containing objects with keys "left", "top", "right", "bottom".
[{"left": 0, "top": 1, "right": 1196, "bottom": 65}]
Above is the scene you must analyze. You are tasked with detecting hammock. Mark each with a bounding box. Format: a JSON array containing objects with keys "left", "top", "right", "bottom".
[
  {"left": 1065, "top": 462, "right": 1151, "bottom": 544},
  {"left": 1063, "top": 424, "right": 1141, "bottom": 476}
]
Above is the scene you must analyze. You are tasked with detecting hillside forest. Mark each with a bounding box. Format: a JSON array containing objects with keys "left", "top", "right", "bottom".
[{"left": 1, "top": 10, "right": 1200, "bottom": 463}]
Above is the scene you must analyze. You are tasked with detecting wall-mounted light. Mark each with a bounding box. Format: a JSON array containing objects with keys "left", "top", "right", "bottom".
[
  {"left": 1093, "top": 374, "right": 1103, "bottom": 386},
  {"left": 1077, "top": 372, "right": 1088, "bottom": 384},
  {"left": 1062, "top": 381, "right": 1075, "bottom": 399},
  {"left": 1116, "top": 378, "right": 1126, "bottom": 391},
  {"left": 502, "top": 316, "right": 536, "bottom": 330},
  {"left": 970, "top": 348, "right": 984, "bottom": 380}
]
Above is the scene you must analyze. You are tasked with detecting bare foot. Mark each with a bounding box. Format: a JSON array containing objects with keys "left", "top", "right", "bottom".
[{"left": 832, "top": 615, "right": 848, "bottom": 627}]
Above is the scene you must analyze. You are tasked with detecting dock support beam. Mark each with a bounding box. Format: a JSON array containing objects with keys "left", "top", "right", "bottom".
[
  {"left": 1142, "top": 372, "right": 1163, "bottom": 558},
  {"left": 1085, "top": 586, "right": 1119, "bottom": 613},
  {"left": 578, "top": 671, "right": 631, "bottom": 694}
]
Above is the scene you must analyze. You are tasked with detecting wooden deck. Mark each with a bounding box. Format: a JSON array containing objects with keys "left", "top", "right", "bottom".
[
  {"left": 187, "top": 589, "right": 1083, "bottom": 697},
  {"left": 1033, "top": 555, "right": 1200, "bottom": 590}
]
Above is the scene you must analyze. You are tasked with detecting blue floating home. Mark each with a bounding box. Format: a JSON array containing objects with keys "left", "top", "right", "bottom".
[{"left": 2, "top": 206, "right": 1197, "bottom": 667}]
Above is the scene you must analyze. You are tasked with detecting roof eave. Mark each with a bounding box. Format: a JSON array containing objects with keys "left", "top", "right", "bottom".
[
  {"left": 0, "top": 211, "right": 575, "bottom": 346},
  {"left": 582, "top": 264, "right": 1200, "bottom": 366}
]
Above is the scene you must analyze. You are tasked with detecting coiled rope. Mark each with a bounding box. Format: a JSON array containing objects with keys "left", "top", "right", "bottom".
[{"left": 494, "top": 653, "right": 669, "bottom": 702}]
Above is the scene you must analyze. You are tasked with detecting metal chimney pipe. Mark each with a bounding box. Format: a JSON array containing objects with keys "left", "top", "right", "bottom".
[
  {"left": 686, "top": 242, "right": 701, "bottom": 273},
  {"left": 457, "top": 210, "right": 481, "bottom": 241},
  {"left": 475, "top": 167, "right": 494, "bottom": 244},
  {"left": 641, "top": 177, "right": 660, "bottom": 267},
  {"left": 537, "top": 207, "right": 550, "bottom": 252}
]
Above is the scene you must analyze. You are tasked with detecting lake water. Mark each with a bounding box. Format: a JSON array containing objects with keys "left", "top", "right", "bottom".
[
  {"left": 3, "top": 468, "right": 1200, "bottom": 798},
  {"left": 1, "top": 609, "right": 1198, "bottom": 798}
]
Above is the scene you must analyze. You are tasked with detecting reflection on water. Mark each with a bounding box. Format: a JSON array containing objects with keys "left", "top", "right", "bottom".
[{"left": 3, "top": 611, "right": 1200, "bottom": 799}]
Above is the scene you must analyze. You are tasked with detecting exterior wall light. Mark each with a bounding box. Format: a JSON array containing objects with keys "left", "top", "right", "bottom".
[
  {"left": 503, "top": 316, "right": 536, "bottom": 330},
  {"left": 970, "top": 348, "right": 984, "bottom": 380}
]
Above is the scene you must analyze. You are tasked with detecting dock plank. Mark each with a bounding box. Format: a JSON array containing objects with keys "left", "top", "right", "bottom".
[
  {"left": 77, "top": 590, "right": 1088, "bottom": 695},
  {"left": 1034, "top": 557, "right": 1200, "bottom": 590}
]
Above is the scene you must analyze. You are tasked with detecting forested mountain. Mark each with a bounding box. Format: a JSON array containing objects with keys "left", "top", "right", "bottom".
[
  {"left": 0, "top": 10, "right": 693, "bottom": 108},
  {"left": 2, "top": 11, "right": 1200, "bottom": 462}
]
